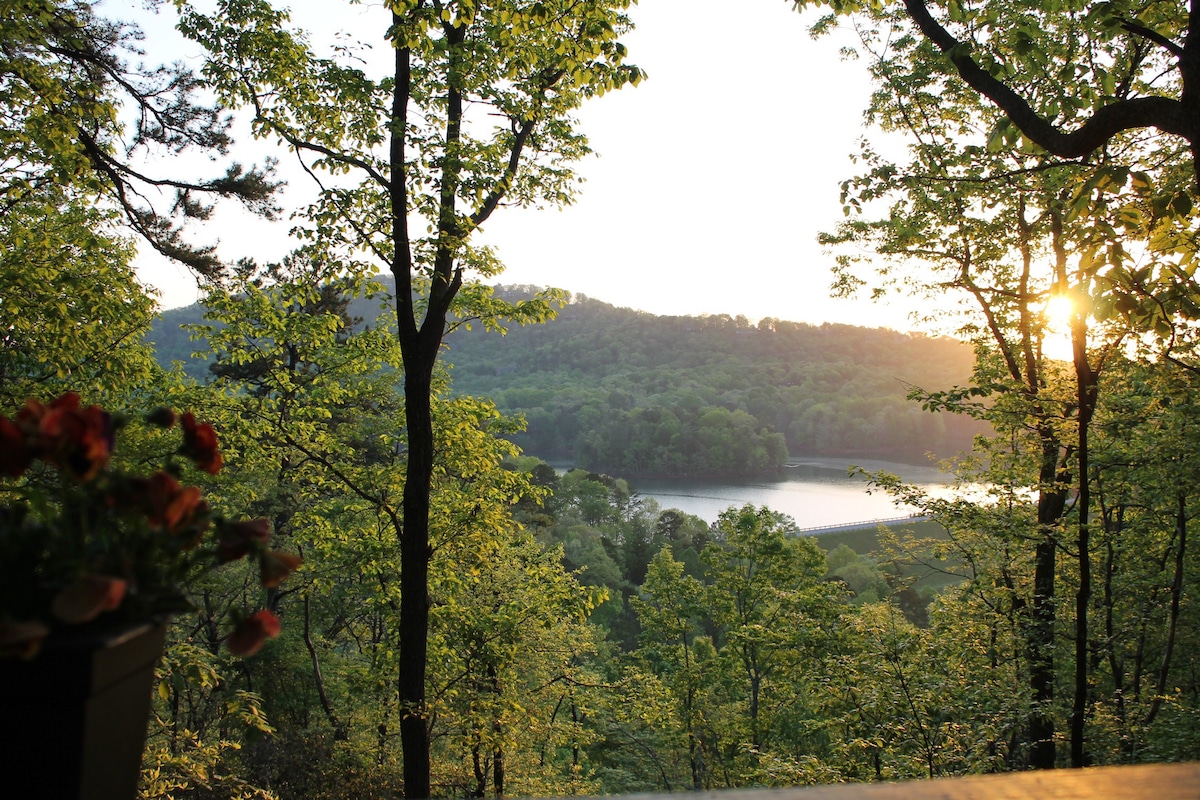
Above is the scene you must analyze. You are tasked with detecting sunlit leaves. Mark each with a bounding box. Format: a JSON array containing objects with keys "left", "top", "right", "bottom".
[
  {"left": 0, "top": 192, "right": 157, "bottom": 405},
  {"left": 5, "top": 0, "right": 280, "bottom": 280},
  {"left": 176, "top": 0, "right": 642, "bottom": 293}
]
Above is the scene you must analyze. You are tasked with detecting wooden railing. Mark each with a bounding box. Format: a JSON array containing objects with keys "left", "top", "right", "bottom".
[{"left": 616, "top": 762, "right": 1199, "bottom": 800}]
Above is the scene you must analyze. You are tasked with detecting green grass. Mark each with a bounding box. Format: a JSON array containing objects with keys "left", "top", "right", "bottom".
[
  {"left": 814, "top": 519, "right": 963, "bottom": 594},
  {"left": 812, "top": 519, "right": 947, "bottom": 555}
]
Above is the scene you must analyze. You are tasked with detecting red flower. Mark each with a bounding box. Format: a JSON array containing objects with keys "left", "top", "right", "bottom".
[
  {"left": 0, "top": 418, "right": 30, "bottom": 477},
  {"left": 14, "top": 394, "right": 54, "bottom": 430},
  {"left": 180, "top": 412, "right": 222, "bottom": 475},
  {"left": 217, "top": 518, "right": 271, "bottom": 563},
  {"left": 19, "top": 394, "right": 113, "bottom": 481},
  {"left": 144, "top": 471, "right": 210, "bottom": 546},
  {"left": 260, "top": 550, "right": 302, "bottom": 589},
  {"left": 225, "top": 609, "right": 281, "bottom": 656},
  {"left": 50, "top": 575, "right": 128, "bottom": 624}
]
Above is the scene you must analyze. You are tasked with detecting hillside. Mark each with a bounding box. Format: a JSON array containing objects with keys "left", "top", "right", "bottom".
[{"left": 147, "top": 283, "right": 985, "bottom": 476}]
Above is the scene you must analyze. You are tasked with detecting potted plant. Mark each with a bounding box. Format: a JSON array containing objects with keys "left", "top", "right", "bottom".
[{"left": 0, "top": 392, "right": 301, "bottom": 799}]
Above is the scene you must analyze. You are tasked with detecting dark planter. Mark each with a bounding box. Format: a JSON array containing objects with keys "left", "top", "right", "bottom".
[{"left": 0, "top": 620, "right": 168, "bottom": 800}]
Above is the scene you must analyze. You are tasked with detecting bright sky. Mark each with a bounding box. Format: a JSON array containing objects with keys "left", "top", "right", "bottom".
[{"left": 125, "top": 0, "right": 915, "bottom": 331}]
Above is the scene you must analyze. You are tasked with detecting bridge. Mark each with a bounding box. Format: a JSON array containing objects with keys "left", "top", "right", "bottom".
[{"left": 796, "top": 515, "right": 930, "bottom": 536}]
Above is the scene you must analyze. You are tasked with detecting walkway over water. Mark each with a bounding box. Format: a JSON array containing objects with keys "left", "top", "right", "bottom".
[{"left": 797, "top": 516, "right": 929, "bottom": 536}]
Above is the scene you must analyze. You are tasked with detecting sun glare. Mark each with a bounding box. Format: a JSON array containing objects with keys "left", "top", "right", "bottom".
[
  {"left": 1044, "top": 295, "right": 1075, "bottom": 331},
  {"left": 1042, "top": 295, "right": 1075, "bottom": 361}
]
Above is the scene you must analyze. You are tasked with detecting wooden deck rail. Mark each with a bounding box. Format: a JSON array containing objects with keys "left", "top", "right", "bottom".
[{"left": 607, "top": 763, "right": 1199, "bottom": 800}]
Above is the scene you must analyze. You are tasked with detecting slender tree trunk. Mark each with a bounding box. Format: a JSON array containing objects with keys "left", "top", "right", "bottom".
[
  {"left": 748, "top": 654, "right": 761, "bottom": 751},
  {"left": 1143, "top": 494, "right": 1189, "bottom": 726},
  {"left": 472, "top": 744, "right": 486, "bottom": 798},
  {"left": 1010, "top": 205, "right": 1066, "bottom": 770},
  {"left": 384, "top": 7, "right": 544, "bottom": 794},
  {"left": 493, "top": 739, "right": 505, "bottom": 798},
  {"left": 1102, "top": 511, "right": 1132, "bottom": 759},
  {"left": 304, "top": 595, "right": 347, "bottom": 740},
  {"left": 390, "top": 10, "right": 440, "bottom": 796},
  {"left": 1070, "top": 367, "right": 1095, "bottom": 767},
  {"left": 1031, "top": 429, "right": 1066, "bottom": 769},
  {"left": 1066, "top": 220, "right": 1099, "bottom": 768},
  {"left": 398, "top": 361, "right": 435, "bottom": 799},
  {"left": 488, "top": 661, "right": 505, "bottom": 799}
]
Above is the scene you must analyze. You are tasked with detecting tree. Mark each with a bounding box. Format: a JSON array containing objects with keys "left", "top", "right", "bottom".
[
  {"left": 799, "top": 0, "right": 1200, "bottom": 189},
  {"left": 701, "top": 506, "right": 833, "bottom": 765},
  {"left": 0, "top": 191, "right": 157, "bottom": 407},
  {"left": 813, "top": 0, "right": 1200, "bottom": 765},
  {"left": 1088, "top": 354, "right": 1200, "bottom": 760},
  {"left": 632, "top": 547, "right": 710, "bottom": 789},
  {"left": 2, "top": 0, "right": 278, "bottom": 280},
  {"left": 176, "top": 4, "right": 641, "bottom": 793},
  {"left": 186, "top": 260, "right": 616, "bottom": 794}
]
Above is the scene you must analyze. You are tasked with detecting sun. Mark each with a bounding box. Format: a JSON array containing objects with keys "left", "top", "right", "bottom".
[
  {"left": 1043, "top": 295, "right": 1075, "bottom": 332},
  {"left": 1042, "top": 295, "right": 1075, "bottom": 360}
]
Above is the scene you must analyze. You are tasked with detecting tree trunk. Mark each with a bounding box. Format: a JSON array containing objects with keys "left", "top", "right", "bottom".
[
  {"left": 303, "top": 595, "right": 346, "bottom": 740},
  {"left": 1030, "top": 427, "right": 1066, "bottom": 770},
  {"left": 398, "top": 361, "right": 435, "bottom": 800},
  {"left": 1143, "top": 494, "right": 1189, "bottom": 726},
  {"left": 1070, "top": 309, "right": 1099, "bottom": 767},
  {"left": 490, "top": 662, "right": 505, "bottom": 799}
]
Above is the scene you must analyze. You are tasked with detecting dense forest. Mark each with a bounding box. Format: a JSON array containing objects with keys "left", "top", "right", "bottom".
[
  {"left": 150, "top": 285, "right": 986, "bottom": 475},
  {"left": 5, "top": 0, "right": 1200, "bottom": 799},
  {"left": 34, "top": 265, "right": 1200, "bottom": 797}
]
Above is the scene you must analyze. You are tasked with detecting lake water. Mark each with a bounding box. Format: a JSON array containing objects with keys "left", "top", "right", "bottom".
[{"left": 627, "top": 457, "right": 952, "bottom": 529}]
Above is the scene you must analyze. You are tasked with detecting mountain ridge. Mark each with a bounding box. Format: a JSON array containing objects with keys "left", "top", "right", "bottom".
[{"left": 147, "top": 281, "right": 984, "bottom": 476}]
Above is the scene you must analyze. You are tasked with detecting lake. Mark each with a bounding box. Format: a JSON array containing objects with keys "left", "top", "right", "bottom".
[{"left": 627, "top": 457, "right": 953, "bottom": 529}]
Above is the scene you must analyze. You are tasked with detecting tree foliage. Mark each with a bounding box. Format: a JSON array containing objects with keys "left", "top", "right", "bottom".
[
  {"left": 174, "top": 2, "right": 641, "bottom": 794},
  {"left": 150, "top": 288, "right": 987, "bottom": 473},
  {"left": 2, "top": 0, "right": 278, "bottom": 279}
]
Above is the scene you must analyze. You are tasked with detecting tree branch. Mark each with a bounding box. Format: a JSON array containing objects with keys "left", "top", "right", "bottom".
[
  {"left": 1118, "top": 17, "right": 1185, "bottom": 59},
  {"left": 903, "top": 0, "right": 1192, "bottom": 158}
]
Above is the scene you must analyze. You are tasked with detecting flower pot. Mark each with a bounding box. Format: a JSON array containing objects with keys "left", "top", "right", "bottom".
[{"left": 0, "top": 620, "right": 168, "bottom": 800}]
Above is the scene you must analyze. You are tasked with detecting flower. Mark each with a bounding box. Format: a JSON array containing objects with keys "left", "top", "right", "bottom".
[
  {"left": 260, "top": 550, "right": 303, "bottom": 589},
  {"left": 50, "top": 575, "right": 128, "bottom": 625},
  {"left": 180, "top": 412, "right": 222, "bottom": 475},
  {"left": 17, "top": 393, "right": 113, "bottom": 481},
  {"left": 0, "top": 393, "right": 300, "bottom": 659},
  {"left": 142, "top": 471, "right": 210, "bottom": 548},
  {"left": 0, "top": 418, "right": 30, "bottom": 477},
  {"left": 217, "top": 518, "right": 271, "bottom": 563},
  {"left": 225, "top": 609, "right": 282, "bottom": 657}
]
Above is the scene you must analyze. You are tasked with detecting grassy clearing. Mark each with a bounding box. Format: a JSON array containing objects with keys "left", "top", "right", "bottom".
[
  {"left": 812, "top": 518, "right": 948, "bottom": 555},
  {"left": 814, "top": 519, "right": 963, "bottom": 594}
]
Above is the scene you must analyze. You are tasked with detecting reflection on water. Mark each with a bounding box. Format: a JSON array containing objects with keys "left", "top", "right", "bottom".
[{"left": 628, "top": 458, "right": 951, "bottom": 528}]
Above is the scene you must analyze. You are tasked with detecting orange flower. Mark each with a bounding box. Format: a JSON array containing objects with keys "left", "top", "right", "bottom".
[
  {"left": 19, "top": 394, "right": 113, "bottom": 481},
  {"left": 144, "top": 471, "right": 210, "bottom": 545},
  {"left": 50, "top": 575, "right": 128, "bottom": 624},
  {"left": 180, "top": 412, "right": 222, "bottom": 475},
  {"left": 14, "top": 394, "right": 53, "bottom": 430},
  {"left": 225, "top": 609, "right": 281, "bottom": 656},
  {"left": 260, "top": 550, "right": 302, "bottom": 589},
  {"left": 217, "top": 518, "right": 271, "bottom": 563}
]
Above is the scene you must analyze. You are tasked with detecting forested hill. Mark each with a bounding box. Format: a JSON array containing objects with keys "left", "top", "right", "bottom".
[
  {"left": 443, "top": 289, "right": 985, "bottom": 473},
  {"left": 147, "top": 285, "right": 984, "bottom": 476}
]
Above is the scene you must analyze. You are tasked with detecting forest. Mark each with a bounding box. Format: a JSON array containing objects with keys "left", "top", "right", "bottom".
[
  {"left": 150, "top": 284, "right": 986, "bottom": 475},
  {"left": 3, "top": 0, "right": 1200, "bottom": 799}
]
